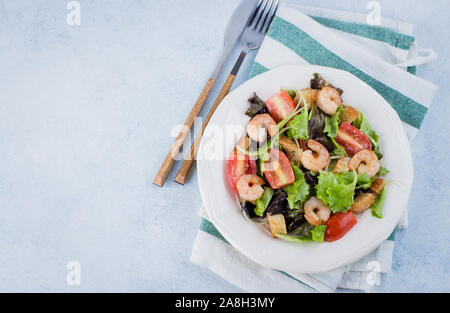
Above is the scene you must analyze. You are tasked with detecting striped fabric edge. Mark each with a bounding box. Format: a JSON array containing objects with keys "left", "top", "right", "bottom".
[
  {"left": 266, "top": 16, "right": 427, "bottom": 130},
  {"left": 319, "top": 27, "right": 410, "bottom": 66},
  {"left": 308, "top": 14, "right": 416, "bottom": 73},
  {"left": 345, "top": 239, "right": 395, "bottom": 273},
  {"left": 199, "top": 217, "right": 228, "bottom": 244},
  {"left": 277, "top": 6, "right": 437, "bottom": 108},
  {"left": 296, "top": 11, "right": 418, "bottom": 76},
  {"left": 193, "top": 230, "right": 326, "bottom": 292},
  {"left": 309, "top": 15, "right": 415, "bottom": 50},
  {"left": 407, "top": 66, "right": 417, "bottom": 75},
  {"left": 198, "top": 218, "right": 396, "bottom": 290},
  {"left": 198, "top": 218, "right": 319, "bottom": 292},
  {"left": 288, "top": 4, "right": 414, "bottom": 37}
]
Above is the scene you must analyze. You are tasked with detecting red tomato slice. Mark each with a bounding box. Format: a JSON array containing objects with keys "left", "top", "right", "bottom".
[
  {"left": 227, "top": 150, "right": 257, "bottom": 194},
  {"left": 335, "top": 122, "right": 372, "bottom": 156},
  {"left": 325, "top": 211, "right": 358, "bottom": 242},
  {"left": 265, "top": 90, "right": 297, "bottom": 123},
  {"left": 264, "top": 149, "right": 295, "bottom": 189}
]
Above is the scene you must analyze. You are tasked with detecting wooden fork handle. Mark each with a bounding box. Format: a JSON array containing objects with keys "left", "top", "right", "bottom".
[
  {"left": 153, "top": 78, "right": 216, "bottom": 187},
  {"left": 175, "top": 74, "right": 236, "bottom": 185}
]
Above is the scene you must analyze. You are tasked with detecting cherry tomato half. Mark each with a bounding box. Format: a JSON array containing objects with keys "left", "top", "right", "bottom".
[
  {"left": 264, "top": 149, "right": 295, "bottom": 189},
  {"left": 265, "top": 90, "right": 297, "bottom": 123},
  {"left": 227, "top": 150, "right": 257, "bottom": 194},
  {"left": 325, "top": 211, "right": 358, "bottom": 242},
  {"left": 335, "top": 122, "right": 372, "bottom": 156}
]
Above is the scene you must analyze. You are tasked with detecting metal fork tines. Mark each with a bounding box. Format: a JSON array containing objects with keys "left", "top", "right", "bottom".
[{"left": 241, "top": 0, "right": 279, "bottom": 52}]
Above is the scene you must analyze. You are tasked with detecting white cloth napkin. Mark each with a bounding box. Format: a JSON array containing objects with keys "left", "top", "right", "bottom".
[{"left": 191, "top": 4, "right": 438, "bottom": 292}]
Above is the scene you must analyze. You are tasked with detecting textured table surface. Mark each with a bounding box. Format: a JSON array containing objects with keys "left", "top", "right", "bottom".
[{"left": 0, "top": 0, "right": 448, "bottom": 292}]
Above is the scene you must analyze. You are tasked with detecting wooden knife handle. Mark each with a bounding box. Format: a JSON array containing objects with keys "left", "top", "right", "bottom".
[
  {"left": 153, "top": 78, "right": 216, "bottom": 187},
  {"left": 175, "top": 74, "right": 236, "bottom": 185}
]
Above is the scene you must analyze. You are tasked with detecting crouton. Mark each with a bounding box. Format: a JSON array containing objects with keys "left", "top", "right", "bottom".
[
  {"left": 296, "top": 88, "right": 318, "bottom": 110},
  {"left": 339, "top": 106, "right": 360, "bottom": 124},
  {"left": 267, "top": 214, "right": 287, "bottom": 238},
  {"left": 333, "top": 157, "right": 352, "bottom": 174},
  {"left": 352, "top": 193, "right": 376, "bottom": 214},
  {"left": 370, "top": 178, "right": 386, "bottom": 195},
  {"left": 279, "top": 136, "right": 302, "bottom": 166}
]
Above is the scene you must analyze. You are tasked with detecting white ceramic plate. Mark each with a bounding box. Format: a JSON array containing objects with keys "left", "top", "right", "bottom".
[{"left": 197, "top": 65, "right": 413, "bottom": 274}]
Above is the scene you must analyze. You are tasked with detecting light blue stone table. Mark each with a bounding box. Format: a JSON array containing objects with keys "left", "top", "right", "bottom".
[{"left": 0, "top": 0, "right": 448, "bottom": 292}]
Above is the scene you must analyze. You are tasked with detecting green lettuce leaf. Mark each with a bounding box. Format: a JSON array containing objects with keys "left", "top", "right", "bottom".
[
  {"left": 324, "top": 107, "right": 343, "bottom": 139},
  {"left": 287, "top": 106, "right": 309, "bottom": 140},
  {"left": 275, "top": 234, "right": 313, "bottom": 243},
  {"left": 283, "top": 89, "right": 297, "bottom": 100},
  {"left": 340, "top": 171, "right": 357, "bottom": 184},
  {"left": 354, "top": 113, "right": 379, "bottom": 142},
  {"left": 330, "top": 137, "right": 347, "bottom": 157},
  {"left": 255, "top": 188, "right": 274, "bottom": 217},
  {"left": 311, "top": 225, "right": 327, "bottom": 242},
  {"left": 283, "top": 164, "right": 311, "bottom": 210},
  {"left": 371, "top": 187, "right": 387, "bottom": 219},
  {"left": 249, "top": 133, "right": 280, "bottom": 162},
  {"left": 357, "top": 173, "right": 375, "bottom": 189},
  {"left": 316, "top": 171, "right": 357, "bottom": 213},
  {"left": 377, "top": 166, "right": 390, "bottom": 176},
  {"left": 353, "top": 112, "right": 382, "bottom": 158}
]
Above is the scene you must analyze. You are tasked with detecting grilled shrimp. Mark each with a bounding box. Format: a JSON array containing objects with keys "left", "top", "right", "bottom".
[
  {"left": 349, "top": 149, "right": 380, "bottom": 178},
  {"left": 247, "top": 114, "right": 278, "bottom": 143},
  {"left": 300, "top": 139, "right": 330, "bottom": 172},
  {"left": 236, "top": 174, "right": 265, "bottom": 202},
  {"left": 304, "top": 197, "right": 331, "bottom": 226},
  {"left": 317, "top": 87, "right": 342, "bottom": 115}
]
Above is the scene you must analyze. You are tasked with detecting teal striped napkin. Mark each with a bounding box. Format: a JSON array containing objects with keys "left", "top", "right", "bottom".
[{"left": 191, "top": 4, "right": 438, "bottom": 292}]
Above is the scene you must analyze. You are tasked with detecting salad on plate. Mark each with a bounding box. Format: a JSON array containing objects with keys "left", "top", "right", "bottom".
[{"left": 227, "top": 73, "right": 389, "bottom": 243}]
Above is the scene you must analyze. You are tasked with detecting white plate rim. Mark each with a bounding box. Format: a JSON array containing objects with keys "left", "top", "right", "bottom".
[{"left": 197, "top": 65, "right": 414, "bottom": 273}]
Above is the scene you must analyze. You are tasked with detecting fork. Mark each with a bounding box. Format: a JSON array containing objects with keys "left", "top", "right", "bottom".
[{"left": 175, "top": 0, "right": 280, "bottom": 185}]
